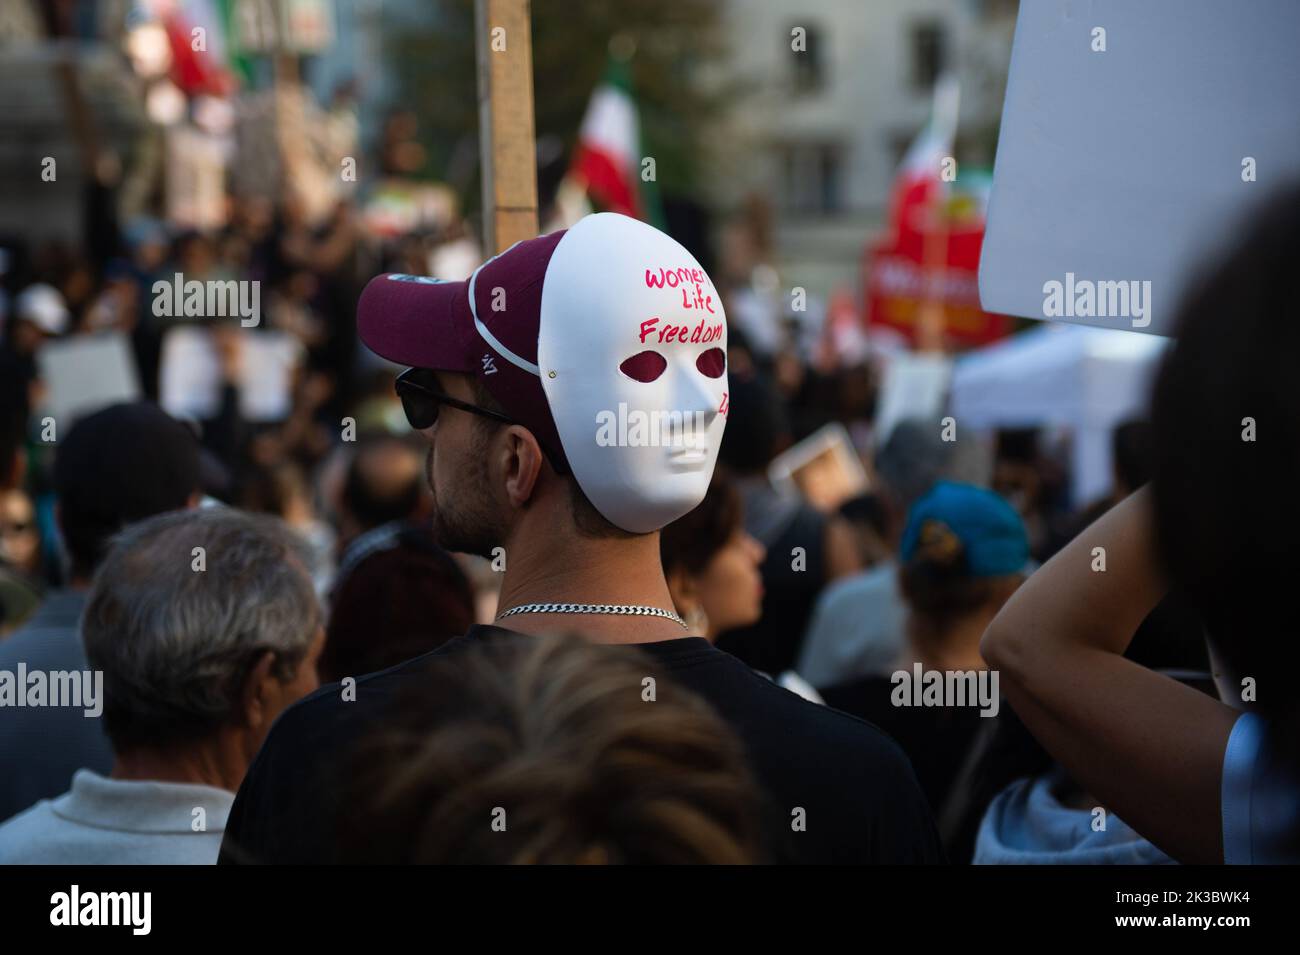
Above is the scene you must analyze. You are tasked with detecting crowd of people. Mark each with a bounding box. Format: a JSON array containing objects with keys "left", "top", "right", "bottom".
[{"left": 1, "top": 166, "right": 1297, "bottom": 864}]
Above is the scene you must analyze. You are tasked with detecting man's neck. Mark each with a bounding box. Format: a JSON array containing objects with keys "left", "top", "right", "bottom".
[
  {"left": 492, "top": 523, "right": 687, "bottom": 645},
  {"left": 111, "top": 740, "right": 241, "bottom": 793}
]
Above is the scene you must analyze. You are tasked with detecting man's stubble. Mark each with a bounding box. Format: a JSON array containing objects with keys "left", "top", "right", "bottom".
[{"left": 426, "top": 435, "right": 506, "bottom": 559}]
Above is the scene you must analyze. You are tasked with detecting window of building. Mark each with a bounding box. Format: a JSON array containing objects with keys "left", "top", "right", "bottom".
[
  {"left": 910, "top": 21, "right": 946, "bottom": 90},
  {"left": 781, "top": 142, "right": 844, "bottom": 215},
  {"left": 790, "top": 22, "right": 826, "bottom": 93}
]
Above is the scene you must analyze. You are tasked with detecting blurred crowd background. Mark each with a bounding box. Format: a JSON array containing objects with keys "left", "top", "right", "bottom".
[
  {"left": 2, "top": 0, "right": 1083, "bottom": 634},
  {"left": 0, "top": 0, "right": 1236, "bottom": 866}
]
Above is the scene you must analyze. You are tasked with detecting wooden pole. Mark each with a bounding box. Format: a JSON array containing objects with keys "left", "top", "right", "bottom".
[
  {"left": 475, "top": 0, "right": 539, "bottom": 254},
  {"left": 916, "top": 197, "right": 950, "bottom": 353}
]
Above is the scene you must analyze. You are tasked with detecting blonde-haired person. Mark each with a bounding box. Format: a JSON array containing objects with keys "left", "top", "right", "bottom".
[{"left": 336, "top": 631, "right": 765, "bottom": 864}]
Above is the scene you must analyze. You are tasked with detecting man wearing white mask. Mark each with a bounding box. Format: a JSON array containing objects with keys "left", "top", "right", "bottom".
[{"left": 221, "top": 213, "right": 940, "bottom": 865}]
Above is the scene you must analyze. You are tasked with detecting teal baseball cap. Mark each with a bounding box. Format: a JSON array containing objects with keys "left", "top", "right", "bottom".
[{"left": 900, "top": 481, "right": 1029, "bottom": 577}]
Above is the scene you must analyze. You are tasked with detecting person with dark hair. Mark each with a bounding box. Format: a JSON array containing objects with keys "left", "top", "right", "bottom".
[
  {"left": 1110, "top": 419, "right": 1152, "bottom": 496},
  {"left": 0, "top": 337, "right": 40, "bottom": 637},
  {"left": 990, "top": 428, "right": 1071, "bottom": 562},
  {"left": 53, "top": 403, "right": 202, "bottom": 581},
  {"left": 0, "top": 402, "right": 202, "bottom": 823},
  {"left": 0, "top": 283, "right": 69, "bottom": 427},
  {"left": 0, "top": 407, "right": 24, "bottom": 492},
  {"left": 820, "top": 482, "right": 1029, "bottom": 817},
  {"left": 712, "top": 373, "right": 862, "bottom": 675},
  {"left": 659, "top": 478, "right": 764, "bottom": 640},
  {"left": 837, "top": 491, "right": 894, "bottom": 568},
  {"left": 222, "top": 214, "right": 941, "bottom": 865},
  {"left": 1044, "top": 418, "right": 1153, "bottom": 558},
  {"left": 0, "top": 487, "right": 42, "bottom": 583},
  {"left": 982, "top": 184, "right": 1300, "bottom": 864},
  {"left": 241, "top": 459, "right": 336, "bottom": 595},
  {"left": 336, "top": 631, "right": 764, "bottom": 864},
  {"left": 336, "top": 434, "right": 425, "bottom": 550},
  {"left": 0, "top": 509, "right": 323, "bottom": 863},
  {"left": 320, "top": 523, "right": 474, "bottom": 682}
]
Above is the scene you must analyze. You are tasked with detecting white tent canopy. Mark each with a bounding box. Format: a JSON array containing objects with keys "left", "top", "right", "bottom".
[{"left": 949, "top": 323, "right": 1170, "bottom": 505}]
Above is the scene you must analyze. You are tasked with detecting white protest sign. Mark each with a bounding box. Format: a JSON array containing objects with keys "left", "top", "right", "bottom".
[
  {"left": 979, "top": 0, "right": 1300, "bottom": 337},
  {"left": 37, "top": 332, "right": 141, "bottom": 426},
  {"left": 160, "top": 326, "right": 302, "bottom": 423},
  {"left": 873, "top": 352, "right": 953, "bottom": 447}
]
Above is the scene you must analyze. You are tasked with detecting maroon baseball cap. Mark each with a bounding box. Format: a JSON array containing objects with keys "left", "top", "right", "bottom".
[{"left": 357, "top": 229, "right": 571, "bottom": 472}]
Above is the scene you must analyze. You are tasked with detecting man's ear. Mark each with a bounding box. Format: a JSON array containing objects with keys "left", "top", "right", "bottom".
[
  {"left": 240, "top": 650, "right": 279, "bottom": 733},
  {"left": 499, "top": 425, "right": 545, "bottom": 509}
]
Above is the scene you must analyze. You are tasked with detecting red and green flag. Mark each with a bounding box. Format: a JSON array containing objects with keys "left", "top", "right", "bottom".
[{"left": 567, "top": 56, "right": 664, "bottom": 228}]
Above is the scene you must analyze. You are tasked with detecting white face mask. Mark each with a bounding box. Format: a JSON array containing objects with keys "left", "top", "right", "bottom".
[{"left": 538, "top": 214, "right": 728, "bottom": 533}]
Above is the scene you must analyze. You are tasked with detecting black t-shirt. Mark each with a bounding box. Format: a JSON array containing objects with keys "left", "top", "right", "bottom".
[
  {"left": 220, "top": 626, "right": 943, "bottom": 865},
  {"left": 819, "top": 675, "right": 989, "bottom": 820}
]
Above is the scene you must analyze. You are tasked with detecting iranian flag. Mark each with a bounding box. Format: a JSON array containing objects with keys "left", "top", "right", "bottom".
[
  {"left": 566, "top": 58, "right": 662, "bottom": 225},
  {"left": 865, "top": 74, "right": 1009, "bottom": 350},
  {"left": 887, "top": 73, "right": 961, "bottom": 235}
]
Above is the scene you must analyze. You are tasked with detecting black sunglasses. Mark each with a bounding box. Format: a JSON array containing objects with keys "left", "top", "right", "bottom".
[{"left": 394, "top": 368, "right": 516, "bottom": 431}]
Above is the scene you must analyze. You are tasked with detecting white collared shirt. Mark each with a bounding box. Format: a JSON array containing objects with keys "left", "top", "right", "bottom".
[{"left": 0, "top": 769, "right": 233, "bottom": 864}]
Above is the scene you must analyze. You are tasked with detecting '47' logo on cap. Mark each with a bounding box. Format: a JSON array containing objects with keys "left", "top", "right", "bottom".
[{"left": 481, "top": 354, "right": 498, "bottom": 375}]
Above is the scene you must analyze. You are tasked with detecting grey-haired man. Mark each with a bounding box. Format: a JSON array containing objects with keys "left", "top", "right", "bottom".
[{"left": 0, "top": 508, "right": 324, "bottom": 864}]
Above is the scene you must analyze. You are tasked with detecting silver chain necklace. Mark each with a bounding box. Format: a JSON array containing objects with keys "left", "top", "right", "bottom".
[{"left": 497, "top": 602, "right": 689, "bottom": 629}]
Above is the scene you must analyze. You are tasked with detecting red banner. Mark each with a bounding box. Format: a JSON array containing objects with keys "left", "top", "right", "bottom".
[{"left": 865, "top": 189, "right": 1009, "bottom": 350}]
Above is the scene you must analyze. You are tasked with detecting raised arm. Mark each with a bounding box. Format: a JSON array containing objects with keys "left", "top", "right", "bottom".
[{"left": 980, "top": 487, "right": 1240, "bottom": 864}]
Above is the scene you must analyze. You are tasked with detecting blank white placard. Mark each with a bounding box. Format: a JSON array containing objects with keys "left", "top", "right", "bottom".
[{"left": 979, "top": 0, "right": 1300, "bottom": 337}]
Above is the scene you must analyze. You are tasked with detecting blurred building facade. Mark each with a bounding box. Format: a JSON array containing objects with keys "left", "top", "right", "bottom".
[
  {"left": 711, "top": 0, "right": 1018, "bottom": 299},
  {"left": 0, "top": 0, "right": 1018, "bottom": 292},
  {"left": 0, "top": 2, "right": 144, "bottom": 245}
]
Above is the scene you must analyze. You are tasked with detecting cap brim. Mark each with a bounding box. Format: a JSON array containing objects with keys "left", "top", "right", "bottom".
[{"left": 357, "top": 273, "right": 474, "bottom": 372}]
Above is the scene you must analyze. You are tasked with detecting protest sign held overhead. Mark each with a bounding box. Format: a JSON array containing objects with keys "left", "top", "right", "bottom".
[{"left": 980, "top": 0, "right": 1300, "bottom": 336}]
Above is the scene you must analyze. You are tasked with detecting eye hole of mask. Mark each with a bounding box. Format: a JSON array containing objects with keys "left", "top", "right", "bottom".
[
  {"left": 696, "top": 347, "right": 726, "bottom": 378},
  {"left": 619, "top": 350, "right": 668, "bottom": 383}
]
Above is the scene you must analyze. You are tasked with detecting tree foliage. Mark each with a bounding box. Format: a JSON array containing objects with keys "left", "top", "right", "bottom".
[{"left": 383, "top": 0, "right": 727, "bottom": 217}]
